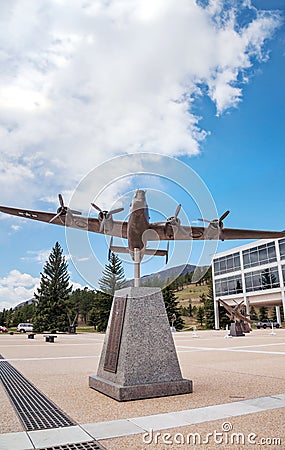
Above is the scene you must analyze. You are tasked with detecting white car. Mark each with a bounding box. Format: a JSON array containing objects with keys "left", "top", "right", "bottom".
[{"left": 17, "top": 323, "right": 33, "bottom": 333}]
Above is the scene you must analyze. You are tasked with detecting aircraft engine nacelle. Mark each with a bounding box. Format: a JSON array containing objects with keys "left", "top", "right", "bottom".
[
  {"left": 98, "top": 211, "right": 114, "bottom": 233},
  {"left": 166, "top": 216, "right": 181, "bottom": 227}
]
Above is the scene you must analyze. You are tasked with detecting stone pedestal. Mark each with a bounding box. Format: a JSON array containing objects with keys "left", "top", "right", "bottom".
[
  {"left": 230, "top": 322, "right": 245, "bottom": 336},
  {"left": 89, "top": 287, "right": 192, "bottom": 401}
]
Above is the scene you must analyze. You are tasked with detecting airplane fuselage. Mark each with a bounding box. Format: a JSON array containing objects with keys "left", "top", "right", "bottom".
[{"left": 127, "top": 190, "right": 149, "bottom": 253}]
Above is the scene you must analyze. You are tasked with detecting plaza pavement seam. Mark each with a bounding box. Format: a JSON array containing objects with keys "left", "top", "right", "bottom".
[
  {"left": 79, "top": 393, "right": 285, "bottom": 440},
  {"left": 0, "top": 356, "right": 100, "bottom": 362},
  {"left": 1, "top": 393, "right": 284, "bottom": 448}
]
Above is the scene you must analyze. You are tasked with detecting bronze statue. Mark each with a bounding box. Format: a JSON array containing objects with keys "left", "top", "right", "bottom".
[{"left": 1, "top": 190, "right": 285, "bottom": 286}]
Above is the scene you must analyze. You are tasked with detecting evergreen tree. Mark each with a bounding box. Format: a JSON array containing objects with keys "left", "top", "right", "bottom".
[
  {"left": 69, "top": 287, "right": 95, "bottom": 324},
  {"left": 249, "top": 305, "right": 258, "bottom": 321},
  {"left": 199, "top": 293, "right": 207, "bottom": 305},
  {"left": 219, "top": 303, "right": 230, "bottom": 329},
  {"left": 88, "top": 254, "right": 126, "bottom": 332},
  {"left": 98, "top": 253, "right": 126, "bottom": 296},
  {"left": 89, "top": 291, "right": 113, "bottom": 332},
  {"left": 261, "top": 268, "right": 277, "bottom": 290},
  {"left": 259, "top": 306, "right": 268, "bottom": 321},
  {"left": 33, "top": 242, "right": 72, "bottom": 332},
  {"left": 12, "top": 302, "right": 36, "bottom": 327},
  {"left": 2, "top": 308, "right": 13, "bottom": 327},
  {"left": 187, "top": 300, "right": 193, "bottom": 317},
  {"left": 162, "top": 283, "right": 184, "bottom": 330},
  {"left": 196, "top": 306, "right": 204, "bottom": 327},
  {"left": 270, "top": 307, "right": 277, "bottom": 322},
  {"left": 204, "top": 282, "right": 215, "bottom": 329}
]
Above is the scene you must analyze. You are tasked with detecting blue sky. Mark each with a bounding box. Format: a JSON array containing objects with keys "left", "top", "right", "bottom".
[{"left": 0, "top": 0, "right": 285, "bottom": 309}]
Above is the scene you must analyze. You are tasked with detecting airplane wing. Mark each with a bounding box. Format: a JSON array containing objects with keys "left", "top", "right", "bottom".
[
  {"left": 148, "top": 224, "right": 208, "bottom": 240},
  {"left": 148, "top": 223, "right": 285, "bottom": 241},
  {"left": 221, "top": 228, "right": 285, "bottom": 240},
  {"left": 0, "top": 206, "right": 128, "bottom": 238}
]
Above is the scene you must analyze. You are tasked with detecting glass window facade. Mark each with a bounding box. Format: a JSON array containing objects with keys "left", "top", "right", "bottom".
[
  {"left": 282, "top": 265, "right": 285, "bottom": 284},
  {"left": 215, "top": 275, "right": 243, "bottom": 297},
  {"left": 279, "top": 238, "right": 285, "bottom": 261},
  {"left": 245, "top": 267, "right": 279, "bottom": 293},
  {"left": 242, "top": 242, "right": 276, "bottom": 269},
  {"left": 213, "top": 252, "right": 241, "bottom": 275}
]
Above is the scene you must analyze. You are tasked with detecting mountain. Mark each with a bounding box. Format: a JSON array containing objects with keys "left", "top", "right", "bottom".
[
  {"left": 125, "top": 264, "right": 197, "bottom": 288},
  {"left": 15, "top": 298, "right": 35, "bottom": 309}
]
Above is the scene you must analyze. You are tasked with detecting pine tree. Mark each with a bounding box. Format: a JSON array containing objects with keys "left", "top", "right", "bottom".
[
  {"left": 89, "top": 291, "right": 113, "bottom": 332},
  {"left": 270, "top": 307, "right": 277, "bottom": 322},
  {"left": 162, "top": 283, "right": 184, "bottom": 330},
  {"left": 204, "top": 282, "right": 215, "bottom": 329},
  {"left": 69, "top": 287, "right": 96, "bottom": 324},
  {"left": 34, "top": 242, "right": 72, "bottom": 332},
  {"left": 88, "top": 254, "right": 126, "bottom": 332},
  {"left": 259, "top": 306, "right": 268, "bottom": 321},
  {"left": 187, "top": 300, "right": 193, "bottom": 317},
  {"left": 249, "top": 305, "right": 258, "bottom": 321},
  {"left": 196, "top": 306, "right": 204, "bottom": 327},
  {"left": 219, "top": 303, "right": 230, "bottom": 329},
  {"left": 261, "top": 268, "right": 277, "bottom": 289},
  {"left": 199, "top": 293, "right": 207, "bottom": 305},
  {"left": 98, "top": 253, "right": 126, "bottom": 296}
]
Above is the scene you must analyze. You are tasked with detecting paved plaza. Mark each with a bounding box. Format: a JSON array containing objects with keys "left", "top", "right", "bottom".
[{"left": 0, "top": 329, "right": 285, "bottom": 449}]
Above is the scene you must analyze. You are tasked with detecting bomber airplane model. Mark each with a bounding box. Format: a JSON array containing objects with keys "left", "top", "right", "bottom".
[{"left": 1, "top": 190, "right": 285, "bottom": 285}]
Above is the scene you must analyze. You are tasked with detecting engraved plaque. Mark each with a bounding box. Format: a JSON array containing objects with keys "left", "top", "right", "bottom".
[{"left": 104, "top": 296, "right": 127, "bottom": 373}]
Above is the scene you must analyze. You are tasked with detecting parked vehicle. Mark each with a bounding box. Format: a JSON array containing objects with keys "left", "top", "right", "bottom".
[
  {"left": 17, "top": 323, "right": 33, "bottom": 333},
  {"left": 0, "top": 325, "right": 8, "bottom": 332},
  {"left": 254, "top": 319, "right": 280, "bottom": 329}
]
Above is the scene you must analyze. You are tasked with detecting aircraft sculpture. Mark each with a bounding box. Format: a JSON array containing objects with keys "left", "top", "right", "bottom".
[
  {"left": 218, "top": 298, "right": 252, "bottom": 335},
  {"left": 218, "top": 299, "right": 252, "bottom": 324},
  {"left": 1, "top": 190, "right": 285, "bottom": 285}
]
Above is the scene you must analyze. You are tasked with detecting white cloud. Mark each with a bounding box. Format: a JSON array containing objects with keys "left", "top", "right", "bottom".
[
  {"left": 0, "top": 269, "right": 40, "bottom": 309},
  {"left": 10, "top": 224, "right": 22, "bottom": 232},
  {"left": 0, "top": 268, "right": 86, "bottom": 310},
  {"left": 0, "top": 0, "right": 281, "bottom": 204},
  {"left": 21, "top": 248, "right": 72, "bottom": 264},
  {"left": 21, "top": 249, "right": 52, "bottom": 264}
]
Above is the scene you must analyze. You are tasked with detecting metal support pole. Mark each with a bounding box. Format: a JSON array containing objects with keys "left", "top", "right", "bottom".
[
  {"left": 212, "top": 261, "right": 220, "bottom": 329},
  {"left": 134, "top": 248, "right": 140, "bottom": 288},
  {"left": 214, "top": 297, "right": 220, "bottom": 330},
  {"left": 276, "top": 306, "right": 281, "bottom": 327}
]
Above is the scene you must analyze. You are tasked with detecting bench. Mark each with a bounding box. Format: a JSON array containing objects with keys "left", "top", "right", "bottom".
[
  {"left": 44, "top": 335, "right": 57, "bottom": 343},
  {"left": 28, "top": 333, "right": 36, "bottom": 339}
]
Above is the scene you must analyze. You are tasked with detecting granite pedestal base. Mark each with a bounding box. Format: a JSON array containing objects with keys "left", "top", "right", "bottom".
[
  {"left": 89, "top": 375, "right": 192, "bottom": 402},
  {"left": 230, "top": 322, "right": 245, "bottom": 336},
  {"left": 89, "top": 287, "right": 192, "bottom": 401}
]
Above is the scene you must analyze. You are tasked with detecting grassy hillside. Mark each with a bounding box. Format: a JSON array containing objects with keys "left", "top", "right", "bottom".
[{"left": 175, "top": 283, "right": 209, "bottom": 328}]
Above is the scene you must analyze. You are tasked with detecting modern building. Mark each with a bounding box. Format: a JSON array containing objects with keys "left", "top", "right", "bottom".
[{"left": 212, "top": 238, "right": 285, "bottom": 329}]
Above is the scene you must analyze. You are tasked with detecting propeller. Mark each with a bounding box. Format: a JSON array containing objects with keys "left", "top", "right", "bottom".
[
  {"left": 91, "top": 203, "right": 124, "bottom": 232},
  {"left": 166, "top": 204, "right": 182, "bottom": 226},
  {"left": 155, "top": 204, "right": 189, "bottom": 237},
  {"left": 49, "top": 194, "right": 82, "bottom": 223},
  {"left": 197, "top": 210, "right": 230, "bottom": 240}
]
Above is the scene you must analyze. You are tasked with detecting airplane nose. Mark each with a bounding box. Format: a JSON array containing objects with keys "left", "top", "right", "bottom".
[{"left": 135, "top": 189, "right": 146, "bottom": 198}]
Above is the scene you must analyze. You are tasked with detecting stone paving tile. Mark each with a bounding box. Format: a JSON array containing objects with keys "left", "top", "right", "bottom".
[
  {"left": 169, "top": 401, "right": 262, "bottom": 425},
  {"left": 82, "top": 419, "right": 144, "bottom": 440},
  {"left": 128, "top": 412, "right": 191, "bottom": 431},
  {"left": 28, "top": 425, "right": 93, "bottom": 448},
  {"left": 0, "top": 431, "right": 33, "bottom": 450},
  {"left": 242, "top": 395, "right": 285, "bottom": 410}
]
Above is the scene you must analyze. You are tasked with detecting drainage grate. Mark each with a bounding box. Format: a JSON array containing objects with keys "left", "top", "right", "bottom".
[
  {"left": 0, "top": 357, "right": 76, "bottom": 431},
  {"left": 38, "top": 441, "right": 106, "bottom": 450}
]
